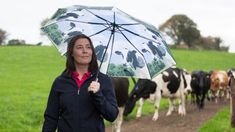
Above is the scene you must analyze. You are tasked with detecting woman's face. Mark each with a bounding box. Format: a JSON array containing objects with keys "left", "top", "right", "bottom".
[{"left": 72, "top": 38, "right": 93, "bottom": 66}]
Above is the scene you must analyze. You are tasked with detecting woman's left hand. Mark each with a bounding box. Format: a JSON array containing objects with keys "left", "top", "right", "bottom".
[{"left": 88, "top": 81, "right": 100, "bottom": 93}]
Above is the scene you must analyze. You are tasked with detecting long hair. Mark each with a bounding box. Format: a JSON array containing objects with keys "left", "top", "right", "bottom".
[{"left": 65, "top": 34, "right": 98, "bottom": 74}]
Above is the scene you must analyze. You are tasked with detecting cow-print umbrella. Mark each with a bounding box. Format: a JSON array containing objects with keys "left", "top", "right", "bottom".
[{"left": 41, "top": 5, "right": 176, "bottom": 79}]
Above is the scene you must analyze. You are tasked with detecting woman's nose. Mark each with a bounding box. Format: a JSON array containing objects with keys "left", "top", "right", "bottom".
[{"left": 82, "top": 47, "right": 88, "bottom": 53}]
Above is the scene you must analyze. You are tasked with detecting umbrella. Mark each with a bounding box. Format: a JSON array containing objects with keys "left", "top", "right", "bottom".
[{"left": 41, "top": 5, "right": 176, "bottom": 79}]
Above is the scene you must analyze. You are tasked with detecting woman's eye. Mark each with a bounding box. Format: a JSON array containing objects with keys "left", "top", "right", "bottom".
[{"left": 76, "top": 46, "right": 83, "bottom": 49}]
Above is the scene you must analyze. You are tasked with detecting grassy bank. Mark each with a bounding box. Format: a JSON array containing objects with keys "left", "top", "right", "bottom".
[{"left": 0, "top": 46, "right": 234, "bottom": 131}]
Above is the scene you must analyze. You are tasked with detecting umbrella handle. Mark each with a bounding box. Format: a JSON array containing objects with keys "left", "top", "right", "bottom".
[{"left": 89, "top": 77, "right": 99, "bottom": 94}]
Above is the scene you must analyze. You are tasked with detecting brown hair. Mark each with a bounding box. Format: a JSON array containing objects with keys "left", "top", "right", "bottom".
[{"left": 65, "top": 34, "right": 98, "bottom": 74}]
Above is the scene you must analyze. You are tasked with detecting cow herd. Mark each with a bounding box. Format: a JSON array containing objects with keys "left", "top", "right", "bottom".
[{"left": 110, "top": 67, "right": 235, "bottom": 132}]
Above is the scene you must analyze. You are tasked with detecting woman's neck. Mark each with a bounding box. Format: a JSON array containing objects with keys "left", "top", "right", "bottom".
[{"left": 75, "top": 64, "right": 89, "bottom": 76}]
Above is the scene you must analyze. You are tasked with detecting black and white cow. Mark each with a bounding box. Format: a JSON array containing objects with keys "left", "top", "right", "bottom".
[
  {"left": 227, "top": 68, "right": 235, "bottom": 99},
  {"left": 123, "top": 79, "right": 157, "bottom": 116},
  {"left": 190, "top": 70, "right": 211, "bottom": 109},
  {"left": 111, "top": 77, "right": 129, "bottom": 132},
  {"left": 124, "top": 67, "right": 192, "bottom": 121},
  {"left": 228, "top": 68, "right": 235, "bottom": 88}
]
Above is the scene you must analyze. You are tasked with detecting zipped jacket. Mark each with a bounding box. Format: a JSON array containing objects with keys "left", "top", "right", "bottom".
[{"left": 42, "top": 71, "right": 119, "bottom": 132}]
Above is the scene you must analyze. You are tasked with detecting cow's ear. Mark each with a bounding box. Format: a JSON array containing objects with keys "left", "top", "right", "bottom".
[
  {"left": 207, "top": 72, "right": 212, "bottom": 77},
  {"left": 208, "top": 70, "right": 213, "bottom": 75},
  {"left": 192, "top": 76, "right": 196, "bottom": 80},
  {"left": 133, "top": 94, "right": 136, "bottom": 98}
]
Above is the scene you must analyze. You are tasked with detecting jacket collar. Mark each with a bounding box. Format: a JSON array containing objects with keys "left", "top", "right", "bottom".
[{"left": 61, "top": 69, "right": 98, "bottom": 79}]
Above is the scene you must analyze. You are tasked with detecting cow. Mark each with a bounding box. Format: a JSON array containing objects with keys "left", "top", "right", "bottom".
[
  {"left": 123, "top": 79, "right": 157, "bottom": 117},
  {"left": 190, "top": 70, "right": 211, "bottom": 109},
  {"left": 111, "top": 77, "right": 129, "bottom": 132},
  {"left": 228, "top": 68, "right": 235, "bottom": 87},
  {"left": 210, "top": 70, "right": 229, "bottom": 103},
  {"left": 124, "top": 67, "right": 192, "bottom": 121},
  {"left": 227, "top": 68, "right": 235, "bottom": 99}
]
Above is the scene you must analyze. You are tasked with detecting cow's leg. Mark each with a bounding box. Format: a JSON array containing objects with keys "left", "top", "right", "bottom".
[
  {"left": 199, "top": 92, "right": 206, "bottom": 109},
  {"left": 152, "top": 91, "right": 161, "bottom": 121},
  {"left": 227, "top": 86, "right": 231, "bottom": 100},
  {"left": 211, "top": 90, "right": 216, "bottom": 102},
  {"left": 191, "top": 93, "right": 196, "bottom": 104},
  {"left": 136, "top": 98, "right": 144, "bottom": 118},
  {"left": 215, "top": 90, "right": 220, "bottom": 103},
  {"left": 149, "top": 93, "right": 155, "bottom": 103},
  {"left": 224, "top": 88, "right": 228, "bottom": 102},
  {"left": 179, "top": 94, "right": 186, "bottom": 116},
  {"left": 166, "top": 98, "right": 174, "bottom": 116},
  {"left": 196, "top": 94, "right": 200, "bottom": 109},
  {"left": 206, "top": 90, "right": 211, "bottom": 101},
  {"left": 112, "top": 107, "right": 124, "bottom": 132}
]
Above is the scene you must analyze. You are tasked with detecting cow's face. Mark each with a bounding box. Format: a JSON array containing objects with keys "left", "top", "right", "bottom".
[
  {"left": 227, "top": 69, "right": 235, "bottom": 86},
  {"left": 211, "top": 78, "right": 219, "bottom": 89},
  {"left": 182, "top": 70, "right": 192, "bottom": 95},
  {"left": 227, "top": 69, "right": 235, "bottom": 78},
  {"left": 123, "top": 79, "right": 156, "bottom": 116},
  {"left": 191, "top": 71, "right": 210, "bottom": 92}
]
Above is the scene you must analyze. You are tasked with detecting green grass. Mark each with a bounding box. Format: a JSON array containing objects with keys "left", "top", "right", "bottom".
[
  {"left": 0, "top": 46, "right": 235, "bottom": 131},
  {"left": 172, "top": 49, "right": 235, "bottom": 71},
  {"left": 199, "top": 107, "right": 235, "bottom": 132},
  {"left": 0, "top": 46, "right": 65, "bottom": 131}
]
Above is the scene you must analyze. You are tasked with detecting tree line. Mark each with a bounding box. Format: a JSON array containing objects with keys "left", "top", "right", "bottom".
[
  {"left": 0, "top": 14, "right": 229, "bottom": 51},
  {"left": 0, "top": 29, "right": 28, "bottom": 46},
  {"left": 159, "top": 14, "right": 228, "bottom": 51}
]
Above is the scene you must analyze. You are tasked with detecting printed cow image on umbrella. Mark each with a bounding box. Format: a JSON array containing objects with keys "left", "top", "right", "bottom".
[{"left": 41, "top": 5, "right": 176, "bottom": 79}]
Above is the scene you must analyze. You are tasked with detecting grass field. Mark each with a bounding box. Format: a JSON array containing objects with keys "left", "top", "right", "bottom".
[{"left": 0, "top": 46, "right": 234, "bottom": 131}]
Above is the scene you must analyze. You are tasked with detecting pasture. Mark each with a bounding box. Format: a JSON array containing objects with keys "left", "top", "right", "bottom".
[{"left": 0, "top": 46, "right": 234, "bottom": 131}]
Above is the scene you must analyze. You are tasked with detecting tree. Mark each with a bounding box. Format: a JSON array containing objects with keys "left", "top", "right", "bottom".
[
  {"left": 8, "top": 39, "right": 26, "bottom": 45},
  {"left": 159, "top": 14, "right": 200, "bottom": 47},
  {"left": 0, "top": 29, "right": 7, "bottom": 45},
  {"left": 193, "top": 36, "right": 228, "bottom": 51}
]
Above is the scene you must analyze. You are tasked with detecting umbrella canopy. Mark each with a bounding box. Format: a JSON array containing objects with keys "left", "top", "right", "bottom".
[{"left": 41, "top": 5, "right": 176, "bottom": 79}]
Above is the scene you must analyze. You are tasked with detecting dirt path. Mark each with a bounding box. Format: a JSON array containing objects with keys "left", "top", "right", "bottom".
[{"left": 106, "top": 100, "right": 229, "bottom": 132}]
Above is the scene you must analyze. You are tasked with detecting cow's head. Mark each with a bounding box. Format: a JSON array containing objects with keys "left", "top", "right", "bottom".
[
  {"left": 227, "top": 68, "right": 235, "bottom": 79},
  {"left": 227, "top": 68, "right": 235, "bottom": 86},
  {"left": 123, "top": 79, "right": 157, "bottom": 116},
  {"left": 182, "top": 69, "right": 192, "bottom": 95}
]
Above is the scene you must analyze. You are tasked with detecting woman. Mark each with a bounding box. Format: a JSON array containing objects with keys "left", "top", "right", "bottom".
[{"left": 42, "top": 34, "right": 119, "bottom": 132}]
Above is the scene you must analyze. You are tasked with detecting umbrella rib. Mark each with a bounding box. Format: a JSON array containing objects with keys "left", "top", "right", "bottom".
[
  {"left": 118, "top": 26, "right": 159, "bottom": 44},
  {"left": 106, "top": 28, "right": 116, "bottom": 77},
  {"left": 89, "top": 26, "right": 112, "bottom": 37},
  {"left": 96, "top": 29, "right": 114, "bottom": 79},
  {"left": 106, "top": 11, "right": 116, "bottom": 76},
  {"left": 119, "top": 23, "right": 139, "bottom": 26},
  {"left": 64, "top": 19, "right": 110, "bottom": 26},
  {"left": 65, "top": 19, "right": 113, "bottom": 38},
  {"left": 116, "top": 27, "right": 152, "bottom": 78},
  {"left": 85, "top": 9, "right": 113, "bottom": 25}
]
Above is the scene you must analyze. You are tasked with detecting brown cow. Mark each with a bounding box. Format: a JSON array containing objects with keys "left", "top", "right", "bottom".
[{"left": 210, "top": 70, "right": 229, "bottom": 103}]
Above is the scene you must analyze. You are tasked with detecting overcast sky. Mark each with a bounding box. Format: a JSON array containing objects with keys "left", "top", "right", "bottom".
[{"left": 0, "top": 0, "right": 235, "bottom": 52}]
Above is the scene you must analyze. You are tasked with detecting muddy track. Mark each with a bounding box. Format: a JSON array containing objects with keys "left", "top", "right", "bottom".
[{"left": 106, "top": 100, "right": 229, "bottom": 132}]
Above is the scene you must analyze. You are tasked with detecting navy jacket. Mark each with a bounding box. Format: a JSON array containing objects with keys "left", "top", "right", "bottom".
[{"left": 42, "top": 71, "right": 118, "bottom": 132}]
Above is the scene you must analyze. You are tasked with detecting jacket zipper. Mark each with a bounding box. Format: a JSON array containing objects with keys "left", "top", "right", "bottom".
[
  {"left": 77, "top": 89, "right": 80, "bottom": 95},
  {"left": 77, "top": 73, "right": 95, "bottom": 95}
]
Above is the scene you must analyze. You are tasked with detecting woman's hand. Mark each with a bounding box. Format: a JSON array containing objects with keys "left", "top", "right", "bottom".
[{"left": 88, "top": 80, "right": 100, "bottom": 93}]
